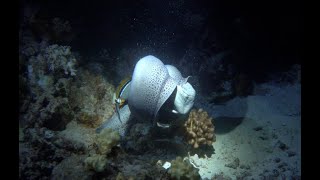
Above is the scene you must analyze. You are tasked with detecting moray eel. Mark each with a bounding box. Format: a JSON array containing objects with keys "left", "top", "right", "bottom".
[
  {"left": 96, "top": 104, "right": 131, "bottom": 136},
  {"left": 96, "top": 55, "right": 196, "bottom": 137}
]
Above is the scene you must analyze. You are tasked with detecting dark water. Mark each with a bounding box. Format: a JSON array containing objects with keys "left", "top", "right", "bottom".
[{"left": 19, "top": 0, "right": 301, "bottom": 179}]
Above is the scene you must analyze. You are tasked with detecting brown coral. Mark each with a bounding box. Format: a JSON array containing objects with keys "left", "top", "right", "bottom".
[
  {"left": 78, "top": 112, "right": 103, "bottom": 128},
  {"left": 184, "top": 109, "right": 216, "bottom": 148},
  {"left": 168, "top": 156, "right": 200, "bottom": 180},
  {"left": 69, "top": 69, "right": 115, "bottom": 128}
]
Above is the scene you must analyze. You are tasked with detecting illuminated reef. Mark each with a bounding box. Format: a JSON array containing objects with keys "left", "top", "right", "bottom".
[{"left": 184, "top": 109, "right": 216, "bottom": 148}]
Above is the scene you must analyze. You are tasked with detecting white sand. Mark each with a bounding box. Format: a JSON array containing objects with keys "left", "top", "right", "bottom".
[{"left": 191, "top": 82, "right": 301, "bottom": 179}]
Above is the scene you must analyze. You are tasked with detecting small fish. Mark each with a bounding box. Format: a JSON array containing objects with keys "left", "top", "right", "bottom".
[{"left": 113, "top": 77, "right": 131, "bottom": 124}]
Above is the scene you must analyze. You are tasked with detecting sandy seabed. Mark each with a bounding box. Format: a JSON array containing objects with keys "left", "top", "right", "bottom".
[{"left": 192, "top": 82, "right": 301, "bottom": 179}]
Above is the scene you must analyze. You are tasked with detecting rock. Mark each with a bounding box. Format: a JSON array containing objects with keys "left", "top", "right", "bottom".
[
  {"left": 287, "top": 150, "right": 296, "bottom": 157},
  {"left": 211, "top": 172, "right": 232, "bottom": 180},
  {"left": 259, "top": 135, "right": 269, "bottom": 140},
  {"left": 274, "top": 157, "right": 281, "bottom": 163},
  {"left": 253, "top": 126, "right": 263, "bottom": 131},
  {"left": 44, "top": 130, "right": 55, "bottom": 140},
  {"left": 278, "top": 162, "right": 288, "bottom": 172},
  {"left": 272, "top": 169, "right": 280, "bottom": 177},
  {"left": 51, "top": 155, "right": 93, "bottom": 179},
  {"left": 277, "top": 141, "right": 289, "bottom": 151},
  {"left": 236, "top": 171, "right": 251, "bottom": 179},
  {"left": 239, "top": 164, "right": 251, "bottom": 170},
  {"left": 272, "top": 132, "right": 278, "bottom": 139},
  {"left": 225, "top": 158, "right": 240, "bottom": 169}
]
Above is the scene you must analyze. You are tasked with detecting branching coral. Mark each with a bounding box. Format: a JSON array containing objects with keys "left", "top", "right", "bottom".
[
  {"left": 184, "top": 109, "right": 216, "bottom": 148},
  {"left": 168, "top": 156, "right": 200, "bottom": 180}
]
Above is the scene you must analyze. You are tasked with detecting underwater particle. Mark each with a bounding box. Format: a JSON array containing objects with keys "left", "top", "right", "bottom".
[
  {"left": 168, "top": 156, "right": 200, "bottom": 180},
  {"left": 184, "top": 109, "right": 216, "bottom": 148}
]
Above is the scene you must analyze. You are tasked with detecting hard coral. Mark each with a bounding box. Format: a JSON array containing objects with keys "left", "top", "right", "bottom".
[
  {"left": 69, "top": 69, "right": 115, "bottom": 128},
  {"left": 21, "top": 44, "right": 78, "bottom": 130},
  {"left": 168, "top": 156, "right": 200, "bottom": 180},
  {"left": 84, "top": 128, "right": 120, "bottom": 172},
  {"left": 96, "top": 128, "right": 120, "bottom": 155},
  {"left": 184, "top": 109, "right": 216, "bottom": 148},
  {"left": 78, "top": 113, "right": 103, "bottom": 128},
  {"left": 84, "top": 154, "right": 108, "bottom": 172}
]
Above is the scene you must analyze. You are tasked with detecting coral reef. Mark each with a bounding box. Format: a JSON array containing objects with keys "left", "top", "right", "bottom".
[
  {"left": 51, "top": 155, "right": 93, "bottom": 179},
  {"left": 21, "top": 44, "right": 78, "bottom": 130},
  {"left": 43, "top": 44, "right": 77, "bottom": 76},
  {"left": 84, "top": 154, "right": 108, "bottom": 172},
  {"left": 168, "top": 156, "right": 201, "bottom": 180},
  {"left": 84, "top": 128, "right": 120, "bottom": 172},
  {"left": 19, "top": 29, "right": 116, "bottom": 178},
  {"left": 184, "top": 109, "right": 216, "bottom": 148},
  {"left": 116, "top": 173, "right": 135, "bottom": 180},
  {"left": 57, "top": 121, "right": 96, "bottom": 151},
  {"left": 95, "top": 128, "right": 120, "bottom": 155},
  {"left": 69, "top": 69, "right": 115, "bottom": 128},
  {"left": 19, "top": 126, "right": 85, "bottom": 179},
  {"left": 111, "top": 154, "right": 170, "bottom": 180}
]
